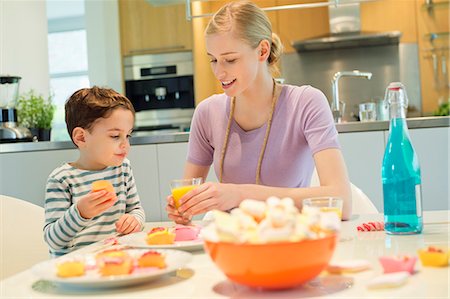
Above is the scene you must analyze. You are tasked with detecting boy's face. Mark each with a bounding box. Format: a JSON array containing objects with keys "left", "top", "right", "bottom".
[{"left": 83, "top": 108, "right": 134, "bottom": 169}]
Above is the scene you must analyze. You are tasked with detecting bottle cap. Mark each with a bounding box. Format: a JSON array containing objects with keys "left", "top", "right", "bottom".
[{"left": 385, "top": 82, "right": 408, "bottom": 108}]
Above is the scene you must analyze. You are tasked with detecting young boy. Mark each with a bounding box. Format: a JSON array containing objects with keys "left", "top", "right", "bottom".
[{"left": 44, "top": 86, "right": 145, "bottom": 257}]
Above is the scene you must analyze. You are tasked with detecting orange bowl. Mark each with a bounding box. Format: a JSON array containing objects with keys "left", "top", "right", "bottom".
[{"left": 204, "top": 234, "right": 337, "bottom": 289}]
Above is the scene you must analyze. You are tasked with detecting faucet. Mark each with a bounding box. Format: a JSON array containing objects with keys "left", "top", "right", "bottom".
[{"left": 331, "top": 70, "right": 372, "bottom": 123}]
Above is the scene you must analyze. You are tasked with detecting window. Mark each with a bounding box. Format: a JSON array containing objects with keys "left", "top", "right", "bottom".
[{"left": 47, "top": 0, "right": 89, "bottom": 141}]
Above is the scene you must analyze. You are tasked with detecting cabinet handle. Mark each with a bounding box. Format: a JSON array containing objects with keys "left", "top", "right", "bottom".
[
  {"left": 185, "top": 0, "right": 378, "bottom": 20},
  {"left": 129, "top": 45, "right": 186, "bottom": 55}
]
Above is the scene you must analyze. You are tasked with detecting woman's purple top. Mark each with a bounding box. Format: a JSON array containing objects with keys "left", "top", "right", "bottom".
[{"left": 187, "top": 84, "right": 340, "bottom": 187}]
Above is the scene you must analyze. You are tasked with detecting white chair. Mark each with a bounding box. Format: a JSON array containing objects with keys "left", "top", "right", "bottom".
[
  {"left": 0, "top": 195, "right": 49, "bottom": 279},
  {"left": 310, "top": 168, "right": 378, "bottom": 214}
]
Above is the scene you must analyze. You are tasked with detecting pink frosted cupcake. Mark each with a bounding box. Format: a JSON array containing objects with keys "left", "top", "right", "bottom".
[{"left": 173, "top": 225, "right": 200, "bottom": 241}]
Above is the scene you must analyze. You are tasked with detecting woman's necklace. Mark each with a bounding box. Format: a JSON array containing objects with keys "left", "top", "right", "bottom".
[{"left": 219, "top": 79, "right": 281, "bottom": 184}]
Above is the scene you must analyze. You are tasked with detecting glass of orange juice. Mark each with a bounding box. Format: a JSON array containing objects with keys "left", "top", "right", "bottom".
[
  {"left": 170, "top": 178, "right": 203, "bottom": 209},
  {"left": 302, "top": 197, "right": 343, "bottom": 220}
]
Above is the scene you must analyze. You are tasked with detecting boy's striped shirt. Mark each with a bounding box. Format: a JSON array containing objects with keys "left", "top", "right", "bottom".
[{"left": 44, "top": 158, "right": 145, "bottom": 257}]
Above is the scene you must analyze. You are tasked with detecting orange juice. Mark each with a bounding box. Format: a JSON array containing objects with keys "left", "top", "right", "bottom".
[
  {"left": 172, "top": 185, "right": 197, "bottom": 208},
  {"left": 320, "top": 207, "right": 342, "bottom": 219}
]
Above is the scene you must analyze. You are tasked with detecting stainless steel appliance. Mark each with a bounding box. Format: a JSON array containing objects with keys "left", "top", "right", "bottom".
[
  {"left": 124, "top": 51, "right": 195, "bottom": 133},
  {"left": 0, "top": 76, "right": 32, "bottom": 143}
]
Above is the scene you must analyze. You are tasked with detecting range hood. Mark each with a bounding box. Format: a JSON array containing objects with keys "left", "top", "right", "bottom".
[{"left": 292, "top": 2, "right": 402, "bottom": 52}]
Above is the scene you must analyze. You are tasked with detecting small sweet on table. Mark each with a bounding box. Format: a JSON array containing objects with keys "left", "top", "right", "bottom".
[
  {"left": 56, "top": 259, "right": 85, "bottom": 278},
  {"left": 137, "top": 251, "right": 166, "bottom": 268},
  {"left": 146, "top": 227, "right": 176, "bottom": 245},
  {"left": 96, "top": 249, "right": 133, "bottom": 276},
  {"left": 379, "top": 255, "right": 417, "bottom": 274},
  {"left": 418, "top": 246, "right": 449, "bottom": 267}
]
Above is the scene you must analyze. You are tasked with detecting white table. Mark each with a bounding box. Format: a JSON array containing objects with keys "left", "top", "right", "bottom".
[{"left": 1, "top": 211, "right": 449, "bottom": 298}]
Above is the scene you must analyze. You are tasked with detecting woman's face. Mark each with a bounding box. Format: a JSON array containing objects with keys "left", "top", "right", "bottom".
[{"left": 206, "top": 31, "right": 264, "bottom": 97}]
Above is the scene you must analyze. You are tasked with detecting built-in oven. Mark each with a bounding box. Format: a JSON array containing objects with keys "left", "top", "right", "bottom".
[{"left": 124, "top": 51, "right": 195, "bottom": 134}]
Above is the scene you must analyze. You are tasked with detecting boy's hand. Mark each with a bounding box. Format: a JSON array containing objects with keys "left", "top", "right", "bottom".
[
  {"left": 77, "top": 190, "right": 117, "bottom": 219},
  {"left": 116, "top": 214, "right": 141, "bottom": 234}
]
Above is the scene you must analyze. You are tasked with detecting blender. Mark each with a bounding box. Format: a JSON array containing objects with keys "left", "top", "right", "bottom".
[{"left": 0, "top": 76, "right": 32, "bottom": 143}]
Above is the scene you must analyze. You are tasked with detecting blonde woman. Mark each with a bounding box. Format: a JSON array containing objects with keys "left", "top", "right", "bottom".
[{"left": 167, "top": 1, "right": 352, "bottom": 222}]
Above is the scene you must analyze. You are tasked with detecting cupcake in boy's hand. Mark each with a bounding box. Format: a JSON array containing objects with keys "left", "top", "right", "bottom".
[{"left": 92, "top": 180, "right": 116, "bottom": 200}]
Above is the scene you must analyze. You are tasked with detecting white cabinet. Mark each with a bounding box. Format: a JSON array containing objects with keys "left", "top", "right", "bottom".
[
  {"left": 127, "top": 144, "right": 160, "bottom": 221},
  {"left": 409, "top": 127, "right": 449, "bottom": 210},
  {"left": 0, "top": 149, "right": 78, "bottom": 207},
  {"left": 339, "top": 127, "right": 450, "bottom": 212},
  {"left": 156, "top": 142, "right": 217, "bottom": 221},
  {"left": 338, "top": 131, "right": 386, "bottom": 211},
  {"left": 1, "top": 126, "right": 447, "bottom": 222}
]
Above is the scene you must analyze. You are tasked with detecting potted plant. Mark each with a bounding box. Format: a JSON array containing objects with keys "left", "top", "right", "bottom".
[{"left": 16, "top": 90, "right": 55, "bottom": 141}]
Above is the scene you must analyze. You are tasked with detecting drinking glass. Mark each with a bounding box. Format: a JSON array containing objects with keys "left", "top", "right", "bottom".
[
  {"left": 359, "top": 102, "right": 377, "bottom": 122},
  {"left": 302, "top": 197, "right": 343, "bottom": 220},
  {"left": 170, "top": 178, "right": 203, "bottom": 209}
]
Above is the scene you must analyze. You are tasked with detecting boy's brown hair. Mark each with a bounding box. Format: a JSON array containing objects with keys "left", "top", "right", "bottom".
[{"left": 65, "top": 86, "right": 135, "bottom": 143}]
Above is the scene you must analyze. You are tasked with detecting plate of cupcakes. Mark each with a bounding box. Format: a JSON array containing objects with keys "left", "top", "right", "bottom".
[
  {"left": 118, "top": 225, "right": 204, "bottom": 251},
  {"left": 31, "top": 248, "right": 192, "bottom": 288}
]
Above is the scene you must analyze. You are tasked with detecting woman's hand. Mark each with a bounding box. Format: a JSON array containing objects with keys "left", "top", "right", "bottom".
[
  {"left": 166, "top": 195, "right": 192, "bottom": 225},
  {"left": 176, "top": 182, "right": 240, "bottom": 216}
]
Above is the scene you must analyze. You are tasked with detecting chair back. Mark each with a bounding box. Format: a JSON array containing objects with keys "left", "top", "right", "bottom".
[
  {"left": 0, "top": 195, "right": 49, "bottom": 279},
  {"left": 309, "top": 168, "right": 378, "bottom": 214}
]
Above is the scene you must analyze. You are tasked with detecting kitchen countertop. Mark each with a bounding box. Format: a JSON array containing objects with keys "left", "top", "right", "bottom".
[{"left": 1, "top": 116, "right": 448, "bottom": 154}]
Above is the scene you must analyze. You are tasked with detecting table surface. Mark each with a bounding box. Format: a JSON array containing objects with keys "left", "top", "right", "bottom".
[{"left": 1, "top": 211, "right": 449, "bottom": 299}]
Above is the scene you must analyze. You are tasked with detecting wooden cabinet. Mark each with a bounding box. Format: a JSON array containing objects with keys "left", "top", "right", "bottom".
[
  {"left": 276, "top": 0, "right": 329, "bottom": 53},
  {"left": 360, "top": 0, "right": 418, "bottom": 43},
  {"left": 415, "top": 0, "right": 449, "bottom": 115},
  {"left": 118, "top": 0, "right": 193, "bottom": 56}
]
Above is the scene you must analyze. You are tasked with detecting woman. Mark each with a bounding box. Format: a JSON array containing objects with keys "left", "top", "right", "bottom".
[{"left": 167, "top": 1, "right": 352, "bottom": 222}]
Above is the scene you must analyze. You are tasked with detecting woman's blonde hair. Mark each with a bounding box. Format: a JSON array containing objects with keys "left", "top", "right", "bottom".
[{"left": 205, "top": 1, "right": 283, "bottom": 75}]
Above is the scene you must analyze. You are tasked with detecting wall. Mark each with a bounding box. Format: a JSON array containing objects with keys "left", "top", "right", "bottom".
[
  {"left": 0, "top": 0, "right": 50, "bottom": 97},
  {"left": 85, "top": 0, "right": 123, "bottom": 93},
  {"left": 281, "top": 44, "right": 421, "bottom": 121}
]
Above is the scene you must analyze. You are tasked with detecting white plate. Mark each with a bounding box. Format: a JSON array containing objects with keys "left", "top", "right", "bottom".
[
  {"left": 118, "top": 231, "right": 204, "bottom": 251},
  {"left": 31, "top": 249, "right": 192, "bottom": 289}
]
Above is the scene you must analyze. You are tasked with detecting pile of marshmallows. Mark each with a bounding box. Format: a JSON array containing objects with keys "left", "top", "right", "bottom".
[{"left": 202, "top": 197, "right": 340, "bottom": 243}]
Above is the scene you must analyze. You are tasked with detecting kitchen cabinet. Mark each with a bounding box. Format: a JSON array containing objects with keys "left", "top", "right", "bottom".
[
  {"left": 118, "top": 0, "right": 193, "bottom": 56},
  {"left": 360, "top": 0, "right": 418, "bottom": 43},
  {"left": 338, "top": 131, "right": 385, "bottom": 211},
  {"left": 408, "top": 127, "right": 449, "bottom": 210},
  {"left": 156, "top": 142, "right": 217, "bottom": 221},
  {"left": 415, "top": 0, "right": 449, "bottom": 115},
  {"left": 1, "top": 126, "right": 446, "bottom": 222},
  {"left": 276, "top": 0, "right": 329, "bottom": 53},
  {"left": 127, "top": 144, "right": 160, "bottom": 221},
  {"left": 0, "top": 149, "right": 78, "bottom": 208}
]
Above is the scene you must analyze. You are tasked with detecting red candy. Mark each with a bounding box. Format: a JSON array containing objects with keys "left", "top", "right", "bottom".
[{"left": 357, "top": 221, "right": 384, "bottom": 232}]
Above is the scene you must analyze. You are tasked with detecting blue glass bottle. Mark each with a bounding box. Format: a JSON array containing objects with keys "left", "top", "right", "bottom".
[{"left": 381, "top": 82, "right": 423, "bottom": 234}]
